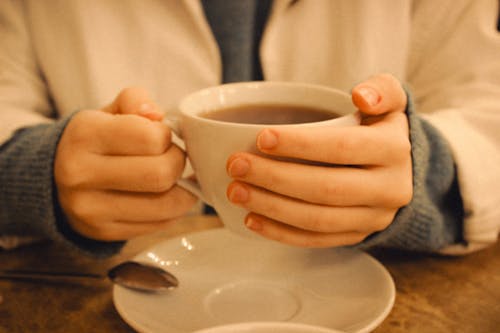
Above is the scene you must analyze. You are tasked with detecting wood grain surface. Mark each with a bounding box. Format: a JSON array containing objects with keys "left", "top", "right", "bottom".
[{"left": 0, "top": 215, "right": 498, "bottom": 333}]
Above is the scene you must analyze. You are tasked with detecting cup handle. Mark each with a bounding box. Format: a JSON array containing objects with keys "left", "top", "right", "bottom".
[{"left": 163, "top": 114, "right": 211, "bottom": 205}]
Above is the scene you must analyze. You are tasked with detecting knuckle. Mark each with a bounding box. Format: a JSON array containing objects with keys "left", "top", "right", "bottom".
[
  {"left": 374, "top": 167, "right": 412, "bottom": 208},
  {"left": 391, "top": 137, "right": 412, "bottom": 162},
  {"left": 394, "top": 168, "right": 413, "bottom": 207},
  {"left": 67, "top": 194, "right": 95, "bottom": 223},
  {"left": 153, "top": 124, "right": 172, "bottom": 152},
  {"left": 116, "top": 86, "right": 150, "bottom": 114},
  {"left": 65, "top": 111, "right": 94, "bottom": 144},
  {"left": 55, "top": 157, "right": 88, "bottom": 189},
  {"left": 387, "top": 183, "right": 413, "bottom": 207},
  {"left": 144, "top": 163, "right": 175, "bottom": 192},
  {"left": 117, "top": 86, "right": 145, "bottom": 102},
  {"left": 372, "top": 210, "right": 395, "bottom": 231},
  {"left": 117, "top": 87, "right": 135, "bottom": 100},
  {"left": 398, "top": 183, "right": 413, "bottom": 206},
  {"left": 139, "top": 124, "right": 171, "bottom": 154},
  {"left": 168, "top": 145, "right": 187, "bottom": 171}
]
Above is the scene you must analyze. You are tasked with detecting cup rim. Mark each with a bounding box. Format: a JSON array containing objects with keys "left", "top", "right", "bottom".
[{"left": 177, "top": 81, "right": 356, "bottom": 128}]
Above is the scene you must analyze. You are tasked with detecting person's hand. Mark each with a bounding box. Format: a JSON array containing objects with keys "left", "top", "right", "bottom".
[
  {"left": 226, "top": 74, "right": 412, "bottom": 247},
  {"left": 54, "top": 88, "right": 197, "bottom": 241}
]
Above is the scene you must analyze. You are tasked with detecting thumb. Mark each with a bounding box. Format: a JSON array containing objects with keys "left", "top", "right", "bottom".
[
  {"left": 103, "top": 87, "right": 164, "bottom": 121},
  {"left": 351, "top": 73, "right": 407, "bottom": 116}
]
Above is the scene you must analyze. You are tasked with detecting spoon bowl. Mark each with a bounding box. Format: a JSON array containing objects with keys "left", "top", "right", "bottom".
[
  {"left": 0, "top": 260, "right": 179, "bottom": 293},
  {"left": 108, "top": 261, "right": 179, "bottom": 292}
]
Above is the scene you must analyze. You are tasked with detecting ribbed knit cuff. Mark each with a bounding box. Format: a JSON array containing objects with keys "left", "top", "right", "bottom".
[
  {"left": 0, "top": 115, "right": 123, "bottom": 257},
  {"left": 358, "top": 93, "right": 464, "bottom": 252}
]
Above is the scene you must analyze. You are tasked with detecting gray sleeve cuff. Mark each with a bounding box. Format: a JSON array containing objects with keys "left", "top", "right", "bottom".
[
  {"left": 0, "top": 114, "right": 124, "bottom": 257},
  {"left": 357, "top": 92, "right": 464, "bottom": 252}
]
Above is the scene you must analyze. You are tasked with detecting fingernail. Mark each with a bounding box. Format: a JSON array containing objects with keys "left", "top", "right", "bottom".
[
  {"left": 227, "top": 184, "right": 249, "bottom": 203},
  {"left": 357, "top": 87, "right": 380, "bottom": 107},
  {"left": 257, "top": 129, "right": 279, "bottom": 150},
  {"left": 227, "top": 157, "right": 250, "bottom": 177},
  {"left": 245, "top": 216, "right": 263, "bottom": 231}
]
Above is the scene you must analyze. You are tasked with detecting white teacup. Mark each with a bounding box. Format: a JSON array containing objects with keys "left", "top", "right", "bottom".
[
  {"left": 193, "top": 322, "right": 344, "bottom": 333},
  {"left": 170, "top": 81, "right": 359, "bottom": 238}
]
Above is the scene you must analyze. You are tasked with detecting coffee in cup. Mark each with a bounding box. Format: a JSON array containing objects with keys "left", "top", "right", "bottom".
[{"left": 199, "top": 104, "right": 341, "bottom": 125}]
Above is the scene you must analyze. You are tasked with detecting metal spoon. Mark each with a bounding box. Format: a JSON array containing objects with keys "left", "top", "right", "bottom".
[
  {"left": 107, "top": 261, "right": 178, "bottom": 292},
  {"left": 0, "top": 261, "right": 178, "bottom": 293}
]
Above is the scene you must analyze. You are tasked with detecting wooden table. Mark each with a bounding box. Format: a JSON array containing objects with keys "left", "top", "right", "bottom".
[{"left": 0, "top": 215, "right": 499, "bottom": 333}]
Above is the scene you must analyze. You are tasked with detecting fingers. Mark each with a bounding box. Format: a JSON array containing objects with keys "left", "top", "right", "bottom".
[
  {"left": 68, "top": 216, "right": 177, "bottom": 242},
  {"left": 63, "top": 184, "right": 196, "bottom": 223},
  {"left": 351, "top": 73, "right": 407, "bottom": 115},
  {"left": 60, "top": 186, "right": 197, "bottom": 241},
  {"left": 96, "top": 115, "right": 171, "bottom": 155},
  {"left": 244, "top": 214, "right": 369, "bottom": 248},
  {"left": 227, "top": 181, "right": 396, "bottom": 234},
  {"left": 69, "top": 110, "right": 172, "bottom": 156},
  {"left": 57, "top": 144, "right": 187, "bottom": 192},
  {"left": 227, "top": 153, "right": 408, "bottom": 207},
  {"left": 256, "top": 124, "right": 409, "bottom": 165},
  {"left": 55, "top": 87, "right": 195, "bottom": 242},
  {"left": 103, "top": 86, "right": 164, "bottom": 121},
  {"left": 109, "top": 186, "right": 197, "bottom": 222},
  {"left": 221, "top": 75, "right": 411, "bottom": 248}
]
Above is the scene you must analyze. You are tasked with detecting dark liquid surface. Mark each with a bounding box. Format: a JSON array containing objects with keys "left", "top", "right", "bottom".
[{"left": 200, "top": 104, "right": 339, "bottom": 125}]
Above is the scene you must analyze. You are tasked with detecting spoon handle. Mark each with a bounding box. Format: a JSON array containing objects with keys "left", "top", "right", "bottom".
[{"left": 0, "top": 269, "right": 103, "bottom": 281}]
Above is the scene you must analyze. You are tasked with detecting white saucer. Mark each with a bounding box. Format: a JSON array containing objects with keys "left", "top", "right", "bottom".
[
  {"left": 193, "top": 322, "right": 346, "bottom": 333},
  {"left": 113, "top": 229, "right": 395, "bottom": 333}
]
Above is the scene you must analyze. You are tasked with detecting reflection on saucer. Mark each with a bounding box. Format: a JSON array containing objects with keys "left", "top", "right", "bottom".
[
  {"left": 193, "top": 322, "right": 346, "bottom": 333},
  {"left": 113, "top": 229, "right": 395, "bottom": 333}
]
